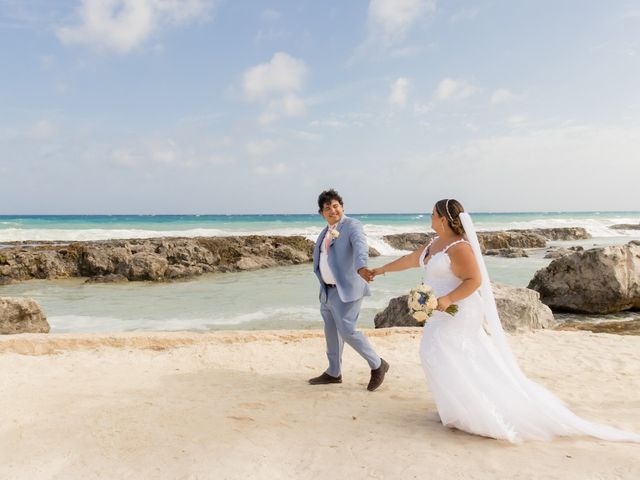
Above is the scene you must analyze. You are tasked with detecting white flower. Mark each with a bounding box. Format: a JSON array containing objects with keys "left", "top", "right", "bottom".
[
  {"left": 408, "top": 298, "right": 422, "bottom": 311},
  {"left": 427, "top": 296, "right": 438, "bottom": 310},
  {"left": 330, "top": 229, "right": 340, "bottom": 239},
  {"left": 412, "top": 311, "right": 428, "bottom": 323}
]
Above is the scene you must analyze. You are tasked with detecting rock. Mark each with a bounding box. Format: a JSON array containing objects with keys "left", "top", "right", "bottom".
[
  {"left": 0, "top": 297, "right": 50, "bottom": 334},
  {"left": 544, "top": 246, "right": 584, "bottom": 259},
  {"left": 478, "top": 232, "right": 546, "bottom": 251},
  {"left": 492, "top": 282, "right": 556, "bottom": 332},
  {"left": 555, "top": 319, "right": 640, "bottom": 336},
  {"left": 528, "top": 241, "right": 640, "bottom": 314},
  {"left": 522, "top": 228, "right": 591, "bottom": 240},
  {"left": 0, "top": 235, "right": 317, "bottom": 283},
  {"left": 374, "top": 296, "right": 421, "bottom": 328},
  {"left": 0, "top": 275, "right": 14, "bottom": 285},
  {"left": 374, "top": 282, "right": 555, "bottom": 333},
  {"left": 129, "top": 253, "right": 169, "bottom": 281},
  {"left": 382, "top": 233, "right": 433, "bottom": 251},
  {"left": 610, "top": 223, "right": 640, "bottom": 230},
  {"left": 382, "top": 228, "right": 591, "bottom": 254},
  {"left": 368, "top": 247, "right": 381, "bottom": 257},
  {"left": 80, "top": 245, "right": 132, "bottom": 277},
  {"left": 84, "top": 274, "right": 129, "bottom": 283},
  {"left": 485, "top": 248, "right": 529, "bottom": 258}
]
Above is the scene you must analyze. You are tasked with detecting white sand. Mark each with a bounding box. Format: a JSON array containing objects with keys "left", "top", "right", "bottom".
[{"left": 1, "top": 328, "right": 639, "bottom": 479}]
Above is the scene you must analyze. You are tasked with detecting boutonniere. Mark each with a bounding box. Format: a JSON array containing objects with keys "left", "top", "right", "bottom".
[{"left": 330, "top": 229, "right": 340, "bottom": 239}]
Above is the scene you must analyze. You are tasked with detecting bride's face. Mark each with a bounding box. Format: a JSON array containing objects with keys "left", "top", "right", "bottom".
[{"left": 431, "top": 208, "right": 442, "bottom": 233}]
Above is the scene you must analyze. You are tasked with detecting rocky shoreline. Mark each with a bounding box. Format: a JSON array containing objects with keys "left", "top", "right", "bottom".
[
  {"left": 383, "top": 227, "right": 590, "bottom": 253},
  {"left": 2, "top": 228, "right": 639, "bottom": 336},
  {"left": 0, "top": 236, "right": 318, "bottom": 283},
  {"left": 0, "top": 227, "right": 589, "bottom": 284}
]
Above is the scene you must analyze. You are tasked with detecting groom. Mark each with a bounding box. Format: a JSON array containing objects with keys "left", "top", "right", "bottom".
[{"left": 309, "top": 189, "right": 389, "bottom": 391}]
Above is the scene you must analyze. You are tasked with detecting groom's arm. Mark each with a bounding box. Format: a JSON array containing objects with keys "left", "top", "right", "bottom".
[{"left": 349, "top": 220, "right": 370, "bottom": 276}]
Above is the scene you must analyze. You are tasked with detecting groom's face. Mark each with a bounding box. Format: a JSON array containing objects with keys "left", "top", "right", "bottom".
[{"left": 321, "top": 200, "right": 344, "bottom": 225}]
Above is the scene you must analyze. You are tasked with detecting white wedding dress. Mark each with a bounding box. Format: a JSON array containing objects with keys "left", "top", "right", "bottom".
[{"left": 418, "top": 214, "right": 640, "bottom": 443}]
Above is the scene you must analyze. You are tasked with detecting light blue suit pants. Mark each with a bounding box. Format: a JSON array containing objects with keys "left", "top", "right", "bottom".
[{"left": 320, "top": 286, "right": 381, "bottom": 377}]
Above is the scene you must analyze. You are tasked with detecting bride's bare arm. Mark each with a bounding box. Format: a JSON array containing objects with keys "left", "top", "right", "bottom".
[
  {"left": 437, "top": 243, "right": 482, "bottom": 309},
  {"left": 371, "top": 246, "right": 425, "bottom": 276}
]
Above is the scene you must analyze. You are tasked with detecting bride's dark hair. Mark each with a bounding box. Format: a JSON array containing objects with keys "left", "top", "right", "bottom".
[{"left": 434, "top": 199, "right": 465, "bottom": 235}]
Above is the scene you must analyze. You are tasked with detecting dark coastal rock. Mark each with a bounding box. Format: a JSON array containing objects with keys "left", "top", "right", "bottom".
[
  {"left": 485, "top": 248, "right": 529, "bottom": 258},
  {"left": 374, "top": 282, "right": 554, "bottom": 332},
  {"left": 0, "top": 235, "right": 321, "bottom": 283},
  {"left": 544, "top": 246, "right": 584, "bottom": 259},
  {"left": 528, "top": 241, "right": 640, "bottom": 314},
  {"left": 556, "top": 319, "right": 640, "bottom": 336},
  {"left": 85, "top": 274, "right": 129, "bottom": 284},
  {"left": 610, "top": 223, "right": 640, "bottom": 230},
  {"left": 382, "top": 233, "right": 434, "bottom": 251},
  {"left": 383, "top": 231, "right": 546, "bottom": 253},
  {"left": 0, "top": 297, "right": 50, "bottom": 334},
  {"left": 374, "top": 295, "right": 420, "bottom": 328},
  {"left": 522, "top": 228, "right": 591, "bottom": 240},
  {"left": 478, "top": 232, "right": 546, "bottom": 251},
  {"left": 368, "top": 247, "right": 381, "bottom": 257},
  {"left": 381, "top": 227, "right": 590, "bottom": 254}
]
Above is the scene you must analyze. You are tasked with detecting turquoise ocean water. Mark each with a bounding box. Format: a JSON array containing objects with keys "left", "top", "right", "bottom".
[{"left": 1, "top": 212, "right": 639, "bottom": 333}]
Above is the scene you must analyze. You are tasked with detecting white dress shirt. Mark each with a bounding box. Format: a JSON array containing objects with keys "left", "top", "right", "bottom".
[{"left": 319, "top": 227, "right": 337, "bottom": 285}]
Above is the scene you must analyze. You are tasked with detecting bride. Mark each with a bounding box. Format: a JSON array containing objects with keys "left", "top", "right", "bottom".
[{"left": 372, "top": 199, "right": 640, "bottom": 443}]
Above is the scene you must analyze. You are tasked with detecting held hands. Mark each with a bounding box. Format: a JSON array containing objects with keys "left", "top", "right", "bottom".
[
  {"left": 371, "top": 267, "right": 385, "bottom": 278},
  {"left": 357, "top": 267, "right": 386, "bottom": 283},
  {"left": 357, "top": 267, "right": 375, "bottom": 283}
]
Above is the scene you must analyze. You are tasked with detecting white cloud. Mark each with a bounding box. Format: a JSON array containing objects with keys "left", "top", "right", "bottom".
[
  {"left": 243, "top": 52, "right": 308, "bottom": 125},
  {"left": 57, "top": 0, "right": 215, "bottom": 53},
  {"left": 367, "top": 0, "right": 436, "bottom": 47},
  {"left": 389, "top": 77, "right": 411, "bottom": 107},
  {"left": 433, "top": 77, "right": 478, "bottom": 101},
  {"left": 282, "top": 94, "right": 306, "bottom": 116},
  {"left": 491, "top": 88, "right": 518, "bottom": 104},
  {"left": 243, "top": 52, "right": 307, "bottom": 100}
]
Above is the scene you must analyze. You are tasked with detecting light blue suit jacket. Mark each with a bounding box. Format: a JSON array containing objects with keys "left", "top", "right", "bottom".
[{"left": 313, "top": 215, "right": 371, "bottom": 303}]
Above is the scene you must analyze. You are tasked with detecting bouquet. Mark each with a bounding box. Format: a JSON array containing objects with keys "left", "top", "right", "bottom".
[{"left": 407, "top": 283, "right": 458, "bottom": 325}]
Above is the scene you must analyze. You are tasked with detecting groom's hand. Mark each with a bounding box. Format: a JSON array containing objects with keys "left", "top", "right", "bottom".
[{"left": 358, "top": 267, "right": 374, "bottom": 283}]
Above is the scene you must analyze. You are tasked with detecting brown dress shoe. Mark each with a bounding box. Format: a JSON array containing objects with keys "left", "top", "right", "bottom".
[
  {"left": 367, "top": 358, "right": 389, "bottom": 391},
  {"left": 308, "top": 372, "right": 342, "bottom": 385}
]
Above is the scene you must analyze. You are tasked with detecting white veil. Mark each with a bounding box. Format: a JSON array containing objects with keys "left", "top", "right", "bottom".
[
  {"left": 459, "top": 212, "right": 524, "bottom": 379},
  {"left": 458, "top": 211, "right": 640, "bottom": 442}
]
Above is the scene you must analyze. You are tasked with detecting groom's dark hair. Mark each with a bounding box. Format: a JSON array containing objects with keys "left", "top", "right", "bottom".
[{"left": 317, "top": 189, "right": 344, "bottom": 212}]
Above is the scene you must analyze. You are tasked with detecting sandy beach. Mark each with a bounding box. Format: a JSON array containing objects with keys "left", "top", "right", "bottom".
[{"left": 1, "top": 329, "right": 639, "bottom": 480}]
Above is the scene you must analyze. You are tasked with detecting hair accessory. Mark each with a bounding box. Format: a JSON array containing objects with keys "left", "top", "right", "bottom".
[{"left": 445, "top": 199, "right": 453, "bottom": 221}]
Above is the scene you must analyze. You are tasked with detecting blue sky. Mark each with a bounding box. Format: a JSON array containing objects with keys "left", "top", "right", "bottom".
[{"left": 1, "top": 0, "right": 639, "bottom": 214}]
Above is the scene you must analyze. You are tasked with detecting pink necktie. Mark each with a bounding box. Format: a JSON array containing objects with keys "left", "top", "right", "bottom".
[{"left": 324, "top": 225, "right": 335, "bottom": 254}]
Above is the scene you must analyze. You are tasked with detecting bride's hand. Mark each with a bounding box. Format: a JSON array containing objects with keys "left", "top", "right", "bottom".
[
  {"left": 371, "top": 267, "right": 384, "bottom": 278},
  {"left": 436, "top": 295, "right": 452, "bottom": 311}
]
